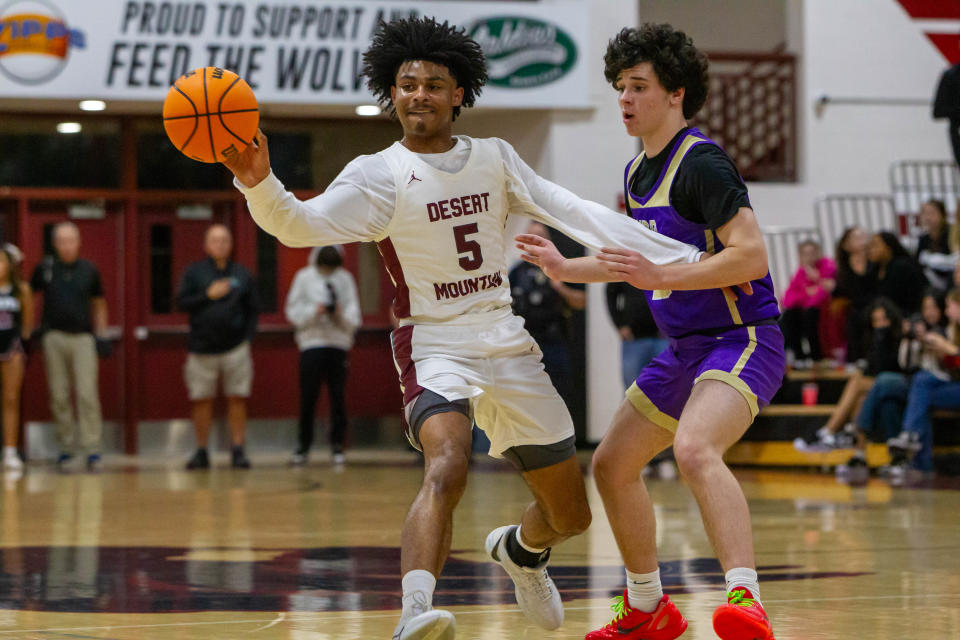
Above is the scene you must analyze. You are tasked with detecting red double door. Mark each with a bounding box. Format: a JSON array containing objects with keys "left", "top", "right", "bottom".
[
  {"left": 2, "top": 192, "right": 400, "bottom": 454},
  {"left": 11, "top": 197, "right": 269, "bottom": 452}
]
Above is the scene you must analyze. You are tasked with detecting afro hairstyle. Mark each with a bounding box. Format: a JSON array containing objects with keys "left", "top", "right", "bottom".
[
  {"left": 604, "top": 23, "right": 709, "bottom": 120},
  {"left": 362, "top": 16, "right": 487, "bottom": 121}
]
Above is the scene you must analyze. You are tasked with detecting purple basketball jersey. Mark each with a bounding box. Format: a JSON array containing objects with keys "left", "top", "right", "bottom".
[{"left": 625, "top": 128, "right": 780, "bottom": 338}]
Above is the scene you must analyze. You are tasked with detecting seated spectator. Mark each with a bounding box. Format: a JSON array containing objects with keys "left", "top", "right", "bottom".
[
  {"left": 831, "top": 227, "right": 875, "bottom": 363},
  {"left": 914, "top": 199, "right": 956, "bottom": 293},
  {"left": 870, "top": 231, "right": 927, "bottom": 317},
  {"left": 888, "top": 288, "right": 960, "bottom": 472},
  {"left": 794, "top": 297, "right": 903, "bottom": 453},
  {"left": 780, "top": 239, "right": 835, "bottom": 367},
  {"left": 837, "top": 292, "right": 947, "bottom": 473},
  {"left": 899, "top": 293, "right": 948, "bottom": 376}
]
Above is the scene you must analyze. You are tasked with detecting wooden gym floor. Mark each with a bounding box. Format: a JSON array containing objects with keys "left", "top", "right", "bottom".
[{"left": 1, "top": 450, "right": 958, "bottom": 639}]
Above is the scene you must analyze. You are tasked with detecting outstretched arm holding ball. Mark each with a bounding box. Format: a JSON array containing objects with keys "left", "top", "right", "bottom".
[
  {"left": 219, "top": 125, "right": 395, "bottom": 248},
  {"left": 162, "top": 67, "right": 383, "bottom": 249}
]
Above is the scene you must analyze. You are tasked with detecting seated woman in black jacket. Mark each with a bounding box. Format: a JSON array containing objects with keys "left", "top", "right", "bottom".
[
  {"left": 794, "top": 297, "right": 904, "bottom": 454},
  {"left": 869, "top": 231, "right": 927, "bottom": 317}
]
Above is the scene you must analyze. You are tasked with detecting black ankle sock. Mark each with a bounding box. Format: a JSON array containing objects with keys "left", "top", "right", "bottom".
[{"left": 504, "top": 526, "right": 550, "bottom": 568}]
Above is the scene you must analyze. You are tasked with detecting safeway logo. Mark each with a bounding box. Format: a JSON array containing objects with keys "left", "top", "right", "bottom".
[{"left": 897, "top": 0, "right": 960, "bottom": 63}]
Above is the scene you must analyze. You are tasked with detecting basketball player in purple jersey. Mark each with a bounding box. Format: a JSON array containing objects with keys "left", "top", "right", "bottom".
[
  {"left": 223, "top": 17, "right": 706, "bottom": 640},
  {"left": 518, "top": 24, "right": 783, "bottom": 640}
]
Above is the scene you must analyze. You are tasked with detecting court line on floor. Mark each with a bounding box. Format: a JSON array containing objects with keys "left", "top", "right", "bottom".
[
  {"left": 0, "top": 620, "right": 286, "bottom": 635},
  {"left": 4, "top": 593, "right": 960, "bottom": 635},
  {"left": 757, "top": 593, "right": 960, "bottom": 605},
  {"left": 247, "top": 613, "right": 285, "bottom": 633}
]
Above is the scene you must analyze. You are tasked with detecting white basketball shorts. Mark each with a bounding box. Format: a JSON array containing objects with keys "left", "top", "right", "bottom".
[{"left": 391, "top": 307, "right": 575, "bottom": 459}]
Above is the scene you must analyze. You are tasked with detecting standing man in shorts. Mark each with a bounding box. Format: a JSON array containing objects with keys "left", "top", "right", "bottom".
[
  {"left": 177, "top": 224, "right": 259, "bottom": 470},
  {"left": 518, "top": 23, "right": 784, "bottom": 640},
  {"left": 222, "top": 17, "right": 705, "bottom": 640}
]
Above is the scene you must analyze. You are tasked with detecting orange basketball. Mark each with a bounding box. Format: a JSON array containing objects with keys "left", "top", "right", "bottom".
[{"left": 162, "top": 67, "right": 259, "bottom": 163}]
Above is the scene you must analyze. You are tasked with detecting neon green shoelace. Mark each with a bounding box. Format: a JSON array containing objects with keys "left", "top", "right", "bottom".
[
  {"left": 727, "top": 589, "right": 756, "bottom": 607},
  {"left": 608, "top": 594, "right": 632, "bottom": 622}
]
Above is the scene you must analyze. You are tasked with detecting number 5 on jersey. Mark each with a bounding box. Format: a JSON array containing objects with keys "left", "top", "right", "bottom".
[{"left": 454, "top": 223, "right": 483, "bottom": 271}]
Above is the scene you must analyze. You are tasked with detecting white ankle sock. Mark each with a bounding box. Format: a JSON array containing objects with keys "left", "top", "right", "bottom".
[
  {"left": 626, "top": 568, "right": 663, "bottom": 613},
  {"left": 401, "top": 570, "right": 436, "bottom": 620},
  {"left": 515, "top": 525, "right": 546, "bottom": 553},
  {"left": 2, "top": 447, "right": 16, "bottom": 459},
  {"left": 724, "top": 567, "right": 760, "bottom": 602}
]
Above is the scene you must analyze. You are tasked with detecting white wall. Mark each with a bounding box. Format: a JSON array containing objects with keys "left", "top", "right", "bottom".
[
  {"left": 640, "top": 0, "right": 788, "bottom": 52},
  {"left": 752, "top": 0, "right": 951, "bottom": 229}
]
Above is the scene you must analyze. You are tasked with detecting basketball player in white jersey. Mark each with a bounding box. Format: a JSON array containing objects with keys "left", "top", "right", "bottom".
[{"left": 223, "top": 17, "right": 702, "bottom": 640}]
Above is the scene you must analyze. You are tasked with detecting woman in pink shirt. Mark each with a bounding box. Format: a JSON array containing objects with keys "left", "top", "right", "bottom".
[{"left": 780, "top": 240, "right": 836, "bottom": 366}]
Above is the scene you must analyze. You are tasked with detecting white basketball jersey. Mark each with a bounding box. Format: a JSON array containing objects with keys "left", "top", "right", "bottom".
[{"left": 375, "top": 137, "right": 512, "bottom": 323}]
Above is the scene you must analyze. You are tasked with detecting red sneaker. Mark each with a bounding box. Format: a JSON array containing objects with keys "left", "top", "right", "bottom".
[
  {"left": 712, "top": 588, "right": 775, "bottom": 640},
  {"left": 585, "top": 591, "right": 687, "bottom": 640}
]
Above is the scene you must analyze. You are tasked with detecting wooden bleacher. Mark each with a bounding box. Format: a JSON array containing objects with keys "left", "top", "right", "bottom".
[{"left": 726, "top": 365, "right": 960, "bottom": 468}]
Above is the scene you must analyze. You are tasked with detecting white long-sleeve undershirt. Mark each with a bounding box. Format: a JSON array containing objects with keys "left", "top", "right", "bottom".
[{"left": 236, "top": 136, "right": 702, "bottom": 265}]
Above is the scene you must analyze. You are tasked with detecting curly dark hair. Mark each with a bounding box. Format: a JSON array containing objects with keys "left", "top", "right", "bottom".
[
  {"left": 362, "top": 17, "right": 487, "bottom": 122},
  {"left": 603, "top": 23, "right": 709, "bottom": 120}
]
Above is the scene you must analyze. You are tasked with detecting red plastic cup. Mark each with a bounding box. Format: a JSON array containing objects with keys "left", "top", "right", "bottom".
[{"left": 801, "top": 382, "right": 819, "bottom": 406}]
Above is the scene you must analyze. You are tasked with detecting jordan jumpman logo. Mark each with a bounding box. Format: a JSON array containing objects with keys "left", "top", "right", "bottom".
[{"left": 408, "top": 170, "right": 422, "bottom": 185}]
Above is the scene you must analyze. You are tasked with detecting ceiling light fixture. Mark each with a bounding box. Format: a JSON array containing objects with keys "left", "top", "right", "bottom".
[{"left": 79, "top": 100, "right": 106, "bottom": 111}]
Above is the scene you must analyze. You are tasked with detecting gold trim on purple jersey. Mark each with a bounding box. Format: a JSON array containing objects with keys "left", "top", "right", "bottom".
[{"left": 626, "top": 381, "right": 680, "bottom": 433}]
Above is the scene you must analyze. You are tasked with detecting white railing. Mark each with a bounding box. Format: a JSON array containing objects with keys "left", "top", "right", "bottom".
[
  {"left": 890, "top": 160, "right": 960, "bottom": 237},
  {"left": 813, "top": 194, "right": 898, "bottom": 258}
]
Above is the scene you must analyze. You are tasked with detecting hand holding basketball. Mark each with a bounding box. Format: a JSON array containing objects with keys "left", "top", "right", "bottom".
[{"left": 222, "top": 129, "right": 272, "bottom": 188}]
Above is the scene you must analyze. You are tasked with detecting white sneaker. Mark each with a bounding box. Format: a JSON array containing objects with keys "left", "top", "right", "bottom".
[
  {"left": 484, "top": 525, "right": 563, "bottom": 630},
  {"left": 887, "top": 431, "right": 922, "bottom": 453},
  {"left": 793, "top": 426, "right": 837, "bottom": 453},
  {"left": 392, "top": 609, "right": 455, "bottom": 640},
  {"left": 2, "top": 449, "right": 22, "bottom": 471}
]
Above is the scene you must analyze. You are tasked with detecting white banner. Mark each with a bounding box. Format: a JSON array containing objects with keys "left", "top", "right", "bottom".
[{"left": 0, "top": 0, "right": 591, "bottom": 108}]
